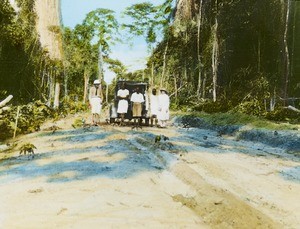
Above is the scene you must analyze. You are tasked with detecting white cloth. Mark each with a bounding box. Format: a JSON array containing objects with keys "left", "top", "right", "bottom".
[
  {"left": 150, "top": 94, "right": 158, "bottom": 116},
  {"left": 144, "top": 93, "right": 149, "bottom": 112},
  {"left": 89, "top": 86, "right": 102, "bottom": 114},
  {"left": 117, "top": 89, "right": 129, "bottom": 114},
  {"left": 130, "top": 92, "right": 145, "bottom": 103},
  {"left": 117, "top": 89, "right": 129, "bottom": 98},
  {"left": 90, "top": 97, "right": 102, "bottom": 114},
  {"left": 157, "top": 94, "right": 170, "bottom": 121}
]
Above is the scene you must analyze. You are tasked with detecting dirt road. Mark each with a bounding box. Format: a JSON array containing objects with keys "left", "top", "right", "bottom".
[{"left": 0, "top": 114, "right": 299, "bottom": 228}]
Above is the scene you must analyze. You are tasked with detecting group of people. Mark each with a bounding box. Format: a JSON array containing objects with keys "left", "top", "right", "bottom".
[{"left": 88, "top": 80, "right": 170, "bottom": 128}]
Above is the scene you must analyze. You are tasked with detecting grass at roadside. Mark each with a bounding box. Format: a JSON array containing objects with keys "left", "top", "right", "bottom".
[{"left": 172, "top": 111, "right": 298, "bottom": 131}]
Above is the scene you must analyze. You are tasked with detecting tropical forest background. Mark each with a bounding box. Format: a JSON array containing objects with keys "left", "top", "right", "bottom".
[{"left": 1, "top": 0, "right": 300, "bottom": 140}]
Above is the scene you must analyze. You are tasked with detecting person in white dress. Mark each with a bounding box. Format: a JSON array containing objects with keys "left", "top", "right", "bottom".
[
  {"left": 117, "top": 83, "right": 129, "bottom": 126},
  {"left": 157, "top": 88, "right": 170, "bottom": 128},
  {"left": 149, "top": 88, "right": 158, "bottom": 127},
  {"left": 88, "top": 79, "right": 102, "bottom": 126},
  {"left": 130, "top": 87, "right": 145, "bottom": 128}
]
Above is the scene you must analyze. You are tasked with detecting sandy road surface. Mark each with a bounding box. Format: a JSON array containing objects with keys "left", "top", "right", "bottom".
[{"left": 0, "top": 114, "right": 299, "bottom": 228}]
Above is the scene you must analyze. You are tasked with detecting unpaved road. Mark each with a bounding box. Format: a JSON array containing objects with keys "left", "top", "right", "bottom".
[{"left": 0, "top": 113, "right": 299, "bottom": 228}]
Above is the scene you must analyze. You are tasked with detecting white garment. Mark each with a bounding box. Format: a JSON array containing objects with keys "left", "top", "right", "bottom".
[
  {"left": 117, "top": 89, "right": 129, "bottom": 114},
  {"left": 144, "top": 93, "right": 149, "bottom": 112},
  {"left": 150, "top": 94, "right": 158, "bottom": 116},
  {"left": 130, "top": 92, "right": 145, "bottom": 103},
  {"left": 89, "top": 86, "right": 102, "bottom": 114},
  {"left": 157, "top": 94, "right": 170, "bottom": 121},
  {"left": 117, "top": 89, "right": 129, "bottom": 98},
  {"left": 91, "top": 97, "right": 102, "bottom": 114}
]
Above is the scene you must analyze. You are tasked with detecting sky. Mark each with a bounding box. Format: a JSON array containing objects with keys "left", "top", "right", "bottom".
[{"left": 61, "top": 0, "right": 165, "bottom": 84}]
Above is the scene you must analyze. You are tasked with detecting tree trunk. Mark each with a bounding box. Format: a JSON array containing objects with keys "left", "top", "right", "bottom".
[
  {"left": 283, "top": 0, "right": 291, "bottom": 104},
  {"left": 53, "top": 82, "right": 60, "bottom": 109},
  {"left": 151, "top": 62, "right": 154, "bottom": 86},
  {"left": 64, "top": 65, "right": 68, "bottom": 99},
  {"left": 212, "top": 17, "right": 219, "bottom": 102},
  {"left": 98, "top": 44, "right": 104, "bottom": 94},
  {"left": 257, "top": 32, "right": 261, "bottom": 73},
  {"left": 174, "top": 75, "right": 178, "bottom": 102},
  {"left": 83, "top": 70, "right": 89, "bottom": 103},
  {"left": 202, "top": 72, "right": 207, "bottom": 99},
  {"left": 290, "top": 0, "right": 297, "bottom": 91},
  {"left": 106, "top": 84, "right": 109, "bottom": 104},
  {"left": 160, "top": 42, "right": 169, "bottom": 87},
  {"left": 196, "top": 0, "right": 203, "bottom": 97},
  {"left": 47, "top": 69, "right": 54, "bottom": 107}
]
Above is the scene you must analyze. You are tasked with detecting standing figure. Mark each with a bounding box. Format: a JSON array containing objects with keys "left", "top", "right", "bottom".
[
  {"left": 89, "top": 79, "right": 103, "bottom": 126},
  {"left": 117, "top": 83, "right": 129, "bottom": 126},
  {"left": 130, "top": 87, "right": 145, "bottom": 128},
  {"left": 157, "top": 88, "right": 170, "bottom": 128},
  {"left": 149, "top": 88, "right": 158, "bottom": 127}
]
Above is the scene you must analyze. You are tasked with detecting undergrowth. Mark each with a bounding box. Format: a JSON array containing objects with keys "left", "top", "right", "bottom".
[
  {"left": 0, "top": 100, "right": 88, "bottom": 141},
  {"left": 176, "top": 111, "right": 297, "bottom": 131}
]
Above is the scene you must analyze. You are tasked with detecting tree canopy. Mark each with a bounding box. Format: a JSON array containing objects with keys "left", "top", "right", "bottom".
[{"left": 0, "top": 0, "right": 300, "bottom": 118}]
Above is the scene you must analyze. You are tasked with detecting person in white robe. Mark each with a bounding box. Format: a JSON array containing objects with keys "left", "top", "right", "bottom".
[
  {"left": 89, "top": 79, "right": 103, "bottom": 126},
  {"left": 157, "top": 88, "right": 170, "bottom": 128}
]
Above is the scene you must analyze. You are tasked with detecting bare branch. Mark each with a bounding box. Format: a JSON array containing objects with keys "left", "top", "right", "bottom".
[{"left": 0, "top": 95, "right": 13, "bottom": 108}]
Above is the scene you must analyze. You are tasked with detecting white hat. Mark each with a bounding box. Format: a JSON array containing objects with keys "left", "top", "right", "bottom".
[
  {"left": 93, "top": 79, "right": 100, "bottom": 85},
  {"left": 160, "top": 88, "right": 168, "bottom": 93}
]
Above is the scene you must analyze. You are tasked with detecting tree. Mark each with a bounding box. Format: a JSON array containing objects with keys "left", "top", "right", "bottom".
[
  {"left": 105, "top": 58, "right": 127, "bottom": 79},
  {"left": 83, "top": 8, "right": 119, "bottom": 81},
  {"left": 123, "top": 3, "right": 160, "bottom": 48},
  {"left": 123, "top": 1, "right": 174, "bottom": 86},
  {"left": 63, "top": 25, "right": 98, "bottom": 102}
]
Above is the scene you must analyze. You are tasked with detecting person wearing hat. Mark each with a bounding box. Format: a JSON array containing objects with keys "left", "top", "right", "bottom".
[
  {"left": 157, "top": 88, "right": 170, "bottom": 128},
  {"left": 89, "top": 79, "right": 103, "bottom": 126}
]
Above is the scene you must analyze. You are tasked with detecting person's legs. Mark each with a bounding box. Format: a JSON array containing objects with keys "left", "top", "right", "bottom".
[
  {"left": 96, "top": 114, "right": 100, "bottom": 125},
  {"left": 151, "top": 115, "right": 157, "bottom": 127},
  {"left": 120, "top": 113, "right": 125, "bottom": 126},
  {"left": 157, "top": 118, "right": 162, "bottom": 127},
  {"left": 92, "top": 113, "right": 96, "bottom": 125}
]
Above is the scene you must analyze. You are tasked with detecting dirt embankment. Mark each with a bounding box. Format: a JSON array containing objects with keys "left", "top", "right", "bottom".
[{"left": 0, "top": 113, "right": 299, "bottom": 228}]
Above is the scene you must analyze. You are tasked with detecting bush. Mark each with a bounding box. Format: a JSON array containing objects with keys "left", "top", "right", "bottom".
[
  {"left": 232, "top": 99, "right": 264, "bottom": 116},
  {"left": 59, "top": 98, "right": 88, "bottom": 116},
  {"left": 193, "top": 100, "right": 232, "bottom": 113},
  {"left": 265, "top": 107, "right": 300, "bottom": 123},
  {"left": 0, "top": 100, "right": 53, "bottom": 141}
]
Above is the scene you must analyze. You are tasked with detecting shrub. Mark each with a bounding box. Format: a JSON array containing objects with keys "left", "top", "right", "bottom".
[
  {"left": 193, "top": 100, "right": 232, "bottom": 113},
  {"left": 265, "top": 107, "right": 300, "bottom": 123},
  {"left": 232, "top": 99, "right": 264, "bottom": 116}
]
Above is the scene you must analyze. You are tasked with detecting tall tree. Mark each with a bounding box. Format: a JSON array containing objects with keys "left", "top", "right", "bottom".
[
  {"left": 83, "top": 8, "right": 119, "bottom": 81},
  {"left": 123, "top": 1, "right": 173, "bottom": 86}
]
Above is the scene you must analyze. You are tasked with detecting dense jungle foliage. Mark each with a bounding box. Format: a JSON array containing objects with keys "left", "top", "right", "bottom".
[
  {"left": 148, "top": 0, "right": 300, "bottom": 112},
  {"left": 0, "top": 0, "right": 60, "bottom": 103},
  {"left": 0, "top": 0, "right": 300, "bottom": 140}
]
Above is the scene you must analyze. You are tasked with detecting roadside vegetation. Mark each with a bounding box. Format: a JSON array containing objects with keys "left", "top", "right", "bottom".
[{"left": 1, "top": 0, "right": 300, "bottom": 142}]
